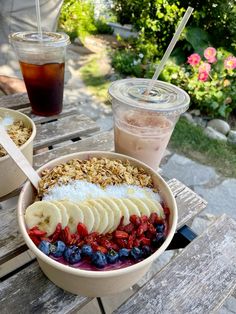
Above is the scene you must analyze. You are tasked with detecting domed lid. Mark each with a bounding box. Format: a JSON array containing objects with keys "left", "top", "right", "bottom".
[
  {"left": 109, "top": 78, "right": 190, "bottom": 114},
  {"left": 9, "top": 32, "right": 70, "bottom": 47}
]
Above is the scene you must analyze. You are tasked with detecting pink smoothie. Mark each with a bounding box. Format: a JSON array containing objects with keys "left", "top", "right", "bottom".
[{"left": 114, "top": 110, "right": 174, "bottom": 169}]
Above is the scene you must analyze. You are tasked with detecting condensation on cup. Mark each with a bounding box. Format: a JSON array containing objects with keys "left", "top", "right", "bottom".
[
  {"left": 109, "top": 78, "right": 190, "bottom": 170},
  {"left": 9, "top": 32, "right": 70, "bottom": 117}
]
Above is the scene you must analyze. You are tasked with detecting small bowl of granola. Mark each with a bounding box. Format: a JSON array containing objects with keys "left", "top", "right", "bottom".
[
  {"left": 18, "top": 151, "right": 177, "bottom": 296},
  {"left": 0, "top": 107, "right": 36, "bottom": 197}
]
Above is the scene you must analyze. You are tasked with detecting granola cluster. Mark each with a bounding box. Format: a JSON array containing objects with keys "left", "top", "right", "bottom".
[
  {"left": 0, "top": 120, "right": 32, "bottom": 157},
  {"left": 38, "top": 157, "right": 154, "bottom": 197}
]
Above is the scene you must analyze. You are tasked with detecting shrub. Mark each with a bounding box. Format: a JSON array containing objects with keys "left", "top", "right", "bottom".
[
  {"left": 58, "top": 0, "right": 97, "bottom": 41},
  {"left": 161, "top": 47, "right": 236, "bottom": 118},
  {"left": 95, "top": 17, "right": 114, "bottom": 35}
]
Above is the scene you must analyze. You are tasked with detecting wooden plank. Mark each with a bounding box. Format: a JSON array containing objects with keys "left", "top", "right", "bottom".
[
  {"left": 0, "top": 261, "right": 91, "bottom": 314},
  {"left": 19, "top": 104, "right": 79, "bottom": 124},
  {"left": 0, "top": 205, "right": 27, "bottom": 265},
  {"left": 33, "top": 131, "right": 114, "bottom": 169},
  {"left": 167, "top": 178, "right": 208, "bottom": 228},
  {"left": 114, "top": 215, "right": 236, "bottom": 314},
  {"left": 0, "top": 93, "right": 30, "bottom": 109},
  {"left": 33, "top": 114, "right": 100, "bottom": 150}
]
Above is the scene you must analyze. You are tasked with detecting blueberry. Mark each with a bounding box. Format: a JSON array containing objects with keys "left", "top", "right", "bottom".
[
  {"left": 50, "top": 240, "right": 66, "bottom": 257},
  {"left": 106, "top": 250, "right": 119, "bottom": 264},
  {"left": 118, "top": 248, "right": 130, "bottom": 260},
  {"left": 91, "top": 251, "right": 107, "bottom": 268},
  {"left": 156, "top": 223, "right": 165, "bottom": 233},
  {"left": 152, "top": 233, "right": 165, "bottom": 248},
  {"left": 63, "top": 246, "right": 77, "bottom": 262},
  {"left": 38, "top": 240, "right": 51, "bottom": 255},
  {"left": 142, "top": 245, "right": 152, "bottom": 258},
  {"left": 130, "top": 247, "right": 142, "bottom": 260},
  {"left": 81, "top": 244, "right": 93, "bottom": 257},
  {"left": 69, "top": 249, "right": 82, "bottom": 264}
]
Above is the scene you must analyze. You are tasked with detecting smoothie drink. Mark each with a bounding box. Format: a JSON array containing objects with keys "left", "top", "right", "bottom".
[{"left": 109, "top": 79, "right": 190, "bottom": 170}]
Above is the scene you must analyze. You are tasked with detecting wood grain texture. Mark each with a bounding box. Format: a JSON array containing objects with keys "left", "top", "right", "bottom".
[
  {"left": 0, "top": 205, "right": 27, "bottom": 264},
  {"left": 114, "top": 215, "right": 236, "bottom": 314},
  {"left": 33, "top": 114, "right": 99, "bottom": 150},
  {"left": 0, "top": 261, "right": 91, "bottom": 314},
  {"left": 19, "top": 104, "right": 79, "bottom": 124},
  {"left": 33, "top": 131, "right": 114, "bottom": 169},
  {"left": 0, "top": 93, "right": 29, "bottom": 109},
  {"left": 167, "top": 178, "right": 208, "bottom": 228}
]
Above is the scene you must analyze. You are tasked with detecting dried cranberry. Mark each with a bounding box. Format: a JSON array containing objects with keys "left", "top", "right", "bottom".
[
  {"left": 77, "top": 223, "right": 88, "bottom": 237},
  {"left": 123, "top": 223, "right": 135, "bottom": 234},
  {"left": 130, "top": 215, "right": 141, "bottom": 226},
  {"left": 114, "top": 230, "right": 129, "bottom": 239}
]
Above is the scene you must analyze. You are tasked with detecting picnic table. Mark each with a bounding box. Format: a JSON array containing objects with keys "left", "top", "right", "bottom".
[{"left": 0, "top": 93, "right": 236, "bottom": 314}]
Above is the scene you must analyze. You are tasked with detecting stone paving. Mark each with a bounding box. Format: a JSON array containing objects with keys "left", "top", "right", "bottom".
[{"left": 0, "top": 41, "right": 235, "bottom": 313}]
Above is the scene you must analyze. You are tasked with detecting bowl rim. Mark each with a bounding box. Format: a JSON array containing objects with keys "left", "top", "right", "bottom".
[
  {"left": 0, "top": 107, "right": 36, "bottom": 162},
  {"left": 18, "top": 151, "right": 178, "bottom": 278}
]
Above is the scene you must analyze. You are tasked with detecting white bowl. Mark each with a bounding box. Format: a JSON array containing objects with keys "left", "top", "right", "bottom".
[
  {"left": 0, "top": 107, "right": 36, "bottom": 197},
  {"left": 18, "top": 151, "right": 177, "bottom": 297}
]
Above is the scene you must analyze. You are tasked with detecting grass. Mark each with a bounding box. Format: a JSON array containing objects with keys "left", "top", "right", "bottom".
[
  {"left": 80, "top": 55, "right": 111, "bottom": 104},
  {"left": 169, "top": 118, "right": 236, "bottom": 177}
]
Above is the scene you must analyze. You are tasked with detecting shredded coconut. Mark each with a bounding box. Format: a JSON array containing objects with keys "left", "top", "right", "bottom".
[{"left": 42, "top": 180, "right": 160, "bottom": 203}]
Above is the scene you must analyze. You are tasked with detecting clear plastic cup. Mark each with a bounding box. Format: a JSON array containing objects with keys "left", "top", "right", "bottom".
[
  {"left": 9, "top": 32, "right": 70, "bottom": 116},
  {"left": 109, "top": 78, "right": 190, "bottom": 170}
]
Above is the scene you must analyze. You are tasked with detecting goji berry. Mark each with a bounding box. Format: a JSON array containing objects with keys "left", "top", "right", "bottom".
[
  {"left": 110, "top": 242, "right": 119, "bottom": 251},
  {"left": 116, "top": 238, "right": 128, "bottom": 248},
  {"left": 149, "top": 213, "right": 159, "bottom": 225},
  {"left": 114, "top": 230, "right": 129, "bottom": 239},
  {"left": 28, "top": 229, "right": 47, "bottom": 237},
  {"left": 140, "top": 215, "right": 148, "bottom": 223},
  {"left": 123, "top": 223, "right": 135, "bottom": 234},
  {"left": 127, "top": 235, "right": 135, "bottom": 249},
  {"left": 51, "top": 223, "right": 62, "bottom": 242},
  {"left": 77, "top": 223, "right": 88, "bottom": 237},
  {"left": 133, "top": 238, "right": 141, "bottom": 247},
  {"left": 137, "top": 223, "right": 148, "bottom": 236},
  {"left": 130, "top": 215, "right": 141, "bottom": 226},
  {"left": 147, "top": 222, "right": 156, "bottom": 234},
  {"left": 60, "top": 226, "right": 72, "bottom": 245},
  {"left": 140, "top": 237, "right": 151, "bottom": 246}
]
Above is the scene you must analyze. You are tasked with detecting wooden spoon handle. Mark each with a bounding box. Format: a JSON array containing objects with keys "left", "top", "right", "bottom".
[{"left": 0, "top": 126, "right": 40, "bottom": 190}]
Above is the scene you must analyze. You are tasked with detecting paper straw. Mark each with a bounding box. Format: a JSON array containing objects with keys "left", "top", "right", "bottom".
[
  {"left": 35, "top": 0, "right": 43, "bottom": 40},
  {"left": 145, "top": 7, "right": 194, "bottom": 95}
]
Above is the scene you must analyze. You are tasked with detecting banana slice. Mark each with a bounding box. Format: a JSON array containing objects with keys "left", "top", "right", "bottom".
[
  {"left": 111, "top": 198, "right": 130, "bottom": 226},
  {"left": 52, "top": 201, "right": 69, "bottom": 228},
  {"left": 77, "top": 203, "right": 95, "bottom": 233},
  {"left": 128, "top": 197, "right": 150, "bottom": 217},
  {"left": 25, "top": 201, "right": 62, "bottom": 236},
  {"left": 142, "top": 198, "right": 165, "bottom": 218},
  {"left": 61, "top": 200, "right": 84, "bottom": 233},
  {"left": 100, "top": 198, "right": 121, "bottom": 232},
  {"left": 95, "top": 199, "right": 114, "bottom": 233},
  {"left": 122, "top": 198, "right": 140, "bottom": 218},
  {"left": 83, "top": 201, "right": 100, "bottom": 232},
  {"left": 86, "top": 200, "right": 108, "bottom": 234}
]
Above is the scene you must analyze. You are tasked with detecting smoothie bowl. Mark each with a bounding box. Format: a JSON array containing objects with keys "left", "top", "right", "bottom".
[
  {"left": 18, "top": 151, "right": 177, "bottom": 296},
  {"left": 0, "top": 107, "right": 36, "bottom": 197}
]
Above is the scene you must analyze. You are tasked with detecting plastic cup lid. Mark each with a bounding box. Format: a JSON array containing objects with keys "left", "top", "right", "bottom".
[
  {"left": 108, "top": 78, "right": 190, "bottom": 114},
  {"left": 9, "top": 32, "right": 70, "bottom": 47}
]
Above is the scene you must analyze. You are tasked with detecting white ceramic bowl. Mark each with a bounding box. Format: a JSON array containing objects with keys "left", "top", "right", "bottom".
[
  {"left": 0, "top": 107, "right": 36, "bottom": 197},
  {"left": 18, "top": 151, "right": 177, "bottom": 297}
]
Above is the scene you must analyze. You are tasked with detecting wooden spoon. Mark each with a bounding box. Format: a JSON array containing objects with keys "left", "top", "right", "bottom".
[{"left": 0, "top": 118, "right": 40, "bottom": 190}]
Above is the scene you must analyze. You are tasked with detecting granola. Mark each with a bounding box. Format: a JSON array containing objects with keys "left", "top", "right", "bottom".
[
  {"left": 0, "top": 120, "right": 32, "bottom": 157},
  {"left": 38, "top": 157, "right": 154, "bottom": 197}
]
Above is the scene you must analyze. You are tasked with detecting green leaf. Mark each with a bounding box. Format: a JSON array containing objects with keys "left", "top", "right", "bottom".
[{"left": 185, "top": 27, "right": 211, "bottom": 55}]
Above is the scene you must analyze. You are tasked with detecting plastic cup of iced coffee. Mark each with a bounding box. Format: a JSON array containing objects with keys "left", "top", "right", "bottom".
[
  {"left": 9, "top": 32, "right": 70, "bottom": 116},
  {"left": 109, "top": 78, "right": 190, "bottom": 170}
]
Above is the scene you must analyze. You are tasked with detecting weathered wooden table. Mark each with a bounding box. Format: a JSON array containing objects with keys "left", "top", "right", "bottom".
[{"left": 0, "top": 93, "right": 235, "bottom": 314}]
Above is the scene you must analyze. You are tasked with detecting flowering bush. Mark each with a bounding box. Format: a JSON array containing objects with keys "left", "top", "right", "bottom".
[{"left": 162, "top": 47, "right": 236, "bottom": 118}]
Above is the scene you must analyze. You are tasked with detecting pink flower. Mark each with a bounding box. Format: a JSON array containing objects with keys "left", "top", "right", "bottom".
[
  {"left": 204, "top": 47, "right": 217, "bottom": 61},
  {"left": 187, "top": 53, "right": 201, "bottom": 66},
  {"left": 199, "top": 62, "right": 211, "bottom": 73},
  {"left": 224, "top": 56, "right": 236, "bottom": 70},
  {"left": 198, "top": 71, "right": 209, "bottom": 82}
]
